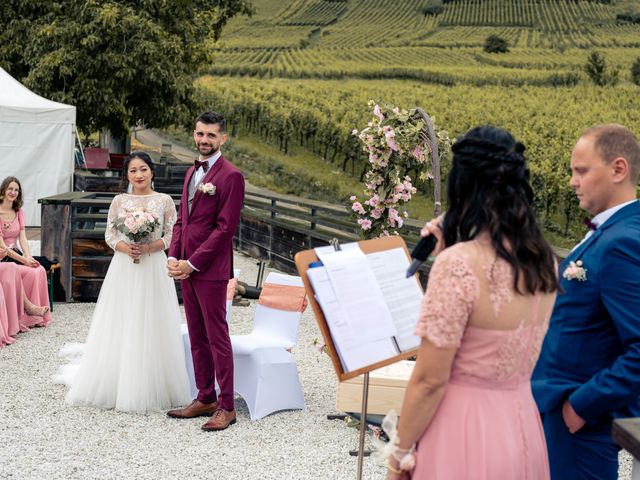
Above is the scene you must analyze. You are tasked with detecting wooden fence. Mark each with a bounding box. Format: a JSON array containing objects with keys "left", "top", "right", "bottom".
[{"left": 39, "top": 185, "right": 427, "bottom": 302}]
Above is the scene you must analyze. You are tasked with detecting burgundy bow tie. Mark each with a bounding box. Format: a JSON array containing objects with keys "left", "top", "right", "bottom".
[
  {"left": 194, "top": 160, "right": 209, "bottom": 172},
  {"left": 583, "top": 217, "right": 598, "bottom": 231}
]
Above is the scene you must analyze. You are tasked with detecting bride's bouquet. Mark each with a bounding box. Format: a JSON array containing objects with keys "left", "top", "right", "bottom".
[{"left": 112, "top": 209, "right": 161, "bottom": 263}]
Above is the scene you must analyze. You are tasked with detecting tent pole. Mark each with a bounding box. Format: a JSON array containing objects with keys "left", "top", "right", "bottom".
[{"left": 74, "top": 125, "right": 87, "bottom": 169}]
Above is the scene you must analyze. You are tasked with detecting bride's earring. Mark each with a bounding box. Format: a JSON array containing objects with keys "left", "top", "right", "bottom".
[{"left": 127, "top": 182, "right": 133, "bottom": 193}]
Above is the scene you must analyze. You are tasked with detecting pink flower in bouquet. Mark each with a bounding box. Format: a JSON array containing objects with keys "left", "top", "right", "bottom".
[
  {"left": 113, "top": 208, "right": 162, "bottom": 263},
  {"left": 124, "top": 216, "right": 138, "bottom": 233}
]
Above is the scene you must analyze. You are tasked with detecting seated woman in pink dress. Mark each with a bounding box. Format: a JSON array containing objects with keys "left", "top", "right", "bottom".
[
  {"left": 0, "top": 257, "right": 47, "bottom": 338},
  {"left": 0, "top": 176, "right": 50, "bottom": 330},
  {"left": 385, "top": 126, "right": 560, "bottom": 480}
]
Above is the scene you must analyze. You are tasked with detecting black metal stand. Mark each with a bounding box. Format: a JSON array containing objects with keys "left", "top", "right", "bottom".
[{"left": 356, "top": 372, "right": 370, "bottom": 480}]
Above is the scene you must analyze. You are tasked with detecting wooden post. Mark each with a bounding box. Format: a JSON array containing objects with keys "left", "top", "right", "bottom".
[
  {"left": 40, "top": 192, "right": 93, "bottom": 302},
  {"left": 310, "top": 207, "right": 317, "bottom": 230}
]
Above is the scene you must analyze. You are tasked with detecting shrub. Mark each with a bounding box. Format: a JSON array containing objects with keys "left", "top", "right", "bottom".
[
  {"left": 616, "top": 11, "right": 640, "bottom": 25},
  {"left": 632, "top": 57, "right": 640, "bottom": 86},
  {"left": 585, "top": 51, "right": 619, "bottom": 86},
  {"left": 484, "top": 35, "right": 509, "bottom": 54},
  {"left": 421, "top": 1, "right": 444, "bottom": 16}
]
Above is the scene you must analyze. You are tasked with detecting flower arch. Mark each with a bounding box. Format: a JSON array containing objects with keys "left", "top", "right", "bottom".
[{"left": 350, "top": 102, "right": 450, "bottom": 239}]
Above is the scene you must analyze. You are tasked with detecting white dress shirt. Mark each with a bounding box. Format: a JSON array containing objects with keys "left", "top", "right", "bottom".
[{"left": 573, "top": 199, "right": 638, "bottom": 251}]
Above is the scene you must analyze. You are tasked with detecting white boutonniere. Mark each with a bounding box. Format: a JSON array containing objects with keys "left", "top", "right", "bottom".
[
  {"left": 198, "top": 182, "right": 216, "bottom": 195},
  {"left": 563, "top": 260, "right": 587, "bottom": 281}
]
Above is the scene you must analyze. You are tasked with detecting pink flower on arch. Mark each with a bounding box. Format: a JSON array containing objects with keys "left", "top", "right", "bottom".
[
  {"left": 383, "top": 126, "right": 400, "bottom": 152},
  {"left": 412, "top": 145, "right": 425, "bottom": 162},
  {"left": 373, "top": 105, "right": 385, "bottom": 122},
  {"left": 368, "top": 194, "right": 380, "bottom": 207},
  {"left": 358, "top": 218, "right": 372, "bottom": 230},
  {"left": 351, "top": 202, "right": 366, "bottom": 215},
  {"left": 371, "top": 207, "right": 385, "bottom": 219}
]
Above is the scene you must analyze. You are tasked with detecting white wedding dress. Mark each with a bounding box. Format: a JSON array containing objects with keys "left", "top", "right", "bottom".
[{"left": 54, "top": 193, "right": 191, "bottom": 413}]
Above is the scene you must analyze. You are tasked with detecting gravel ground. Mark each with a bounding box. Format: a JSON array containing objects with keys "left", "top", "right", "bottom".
[
  {"left": 0, "top": 252, "right": 386, "bottom": 480},
  {"left": 1, "top": 249, "right": 634, "bottom": 479}
]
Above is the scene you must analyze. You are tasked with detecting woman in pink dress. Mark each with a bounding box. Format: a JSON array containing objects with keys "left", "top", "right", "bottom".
[
  {"left": 385, "top": 126, "right": 560, "bottom": 479},
  {"left": 0, "top": 177, "right": 50, "bottom": 330}
]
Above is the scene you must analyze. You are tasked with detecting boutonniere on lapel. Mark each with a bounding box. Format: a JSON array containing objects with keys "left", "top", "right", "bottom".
[
  {"left": 198, "top": 182, "right": 216, "bottom": 196},
  {"left": 563, "top": 260, "right": 587, "bottom": 282}
]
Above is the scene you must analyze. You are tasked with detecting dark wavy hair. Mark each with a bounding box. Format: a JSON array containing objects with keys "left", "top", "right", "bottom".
[
  {"left": 442, "top": 125, "right": 559, "bottom": 294},
  {"left": 195, "top": 111, "right": 226, "bottom": 133},
  {"left": 0, "top": 176, "right": 24, "bottom": 212},
  {"left": 120, "top": 151, "right": 155, "bottom": 192}
]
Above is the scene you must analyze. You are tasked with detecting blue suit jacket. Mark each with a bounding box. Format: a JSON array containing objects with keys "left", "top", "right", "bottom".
[{"left": 532, "top": 200, "right": 640, "bottom": 424}]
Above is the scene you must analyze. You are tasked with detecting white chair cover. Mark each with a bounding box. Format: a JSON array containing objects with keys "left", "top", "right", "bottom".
[{"left": 231, "top": 272, "right": 306, "bottom": 420}]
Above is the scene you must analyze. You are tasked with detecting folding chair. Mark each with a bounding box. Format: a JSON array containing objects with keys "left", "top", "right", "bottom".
[{"left": 231, "top": 272, "right": 307, "bottom": 420}]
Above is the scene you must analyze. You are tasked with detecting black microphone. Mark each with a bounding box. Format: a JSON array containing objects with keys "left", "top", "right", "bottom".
[{"left": 406, "top": 234, "right": 438, "bottom": 278}]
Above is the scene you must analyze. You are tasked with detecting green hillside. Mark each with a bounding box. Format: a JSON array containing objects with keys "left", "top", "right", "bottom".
[
  {"left": 216, "top": 0, "right": 640, "bottom": 85},
  {"left": 195, "top": 0, "right": 640, "bottom": 247}
]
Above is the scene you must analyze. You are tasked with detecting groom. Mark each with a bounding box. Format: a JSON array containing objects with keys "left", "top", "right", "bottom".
[
  {"left": 532, "top": 124, "right": 640, "bottom": 479},
  {"left": 167, "top": 111, "right": 245, "bottom": 431}
]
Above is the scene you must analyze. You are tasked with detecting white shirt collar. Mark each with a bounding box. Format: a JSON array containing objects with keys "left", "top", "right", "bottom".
[
  {"left": 199, "top": 150, "right": 222, "bottom": 168},
  {"left": 590, "top": 199, "right": 637, "bottom": 229}
]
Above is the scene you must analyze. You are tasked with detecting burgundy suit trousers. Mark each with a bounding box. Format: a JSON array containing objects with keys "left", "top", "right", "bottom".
[{"left": 181, "top": 277, "right": 234, "bottom": 410}]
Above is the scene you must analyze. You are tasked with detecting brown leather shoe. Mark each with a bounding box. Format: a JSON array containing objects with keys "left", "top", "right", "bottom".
[
  {"left": 201, "top": 409, "right": 237, "bottom": 431},
  {"left": 167, "top": 400, "right": 218, "bottom": 419}
]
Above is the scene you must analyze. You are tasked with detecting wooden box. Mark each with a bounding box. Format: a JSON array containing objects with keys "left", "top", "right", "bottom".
[{"left": 336, "top": 360, "right": 414, "bottom": 415}]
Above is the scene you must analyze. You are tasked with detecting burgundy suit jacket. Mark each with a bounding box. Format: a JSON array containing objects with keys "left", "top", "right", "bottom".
[{"left": 168, "top": 155, "right": 245, "bottom": 281}]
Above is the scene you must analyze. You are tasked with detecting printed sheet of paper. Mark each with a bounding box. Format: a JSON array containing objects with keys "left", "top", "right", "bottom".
[
  {"left": 315, "top": 245, "right": 397, "bottom": 343},
  {"left": 364, "top": 248, "right": 423, "bottom": 352},
  {"left": 306, "top": 266, "right": 398, "bottom": 372}
]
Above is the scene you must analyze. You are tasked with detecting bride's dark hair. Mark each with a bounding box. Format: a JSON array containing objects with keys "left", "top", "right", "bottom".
[
  {"left": 120, "top": 151, "right": 155, "bottom": 192},
  {"left": 442, "top": 125, "right": 559, "bottom": 294}
]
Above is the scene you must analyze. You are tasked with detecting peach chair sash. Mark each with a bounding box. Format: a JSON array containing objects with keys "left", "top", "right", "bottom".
[
  {"left": 258, "top": 283, "right": 308, "bottom": 312},
  {"left": 227, "top": 278, "right": 238, "bottom": 301}
]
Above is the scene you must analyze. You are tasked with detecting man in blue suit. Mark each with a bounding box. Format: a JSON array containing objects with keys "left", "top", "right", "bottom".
[{"left": 533, "top": 124, "right": 640, "bottom": 479}]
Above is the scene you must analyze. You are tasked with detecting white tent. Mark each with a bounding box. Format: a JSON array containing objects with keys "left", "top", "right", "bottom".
[{"left": 0, "top": 67, "right": 76, "bottom": 226}]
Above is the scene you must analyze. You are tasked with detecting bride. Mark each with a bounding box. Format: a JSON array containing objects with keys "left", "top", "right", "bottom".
[{"left": 54, "top": 151, "right": 190, "bottom": 413}]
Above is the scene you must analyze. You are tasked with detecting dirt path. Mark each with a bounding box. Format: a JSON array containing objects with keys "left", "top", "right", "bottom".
[{"left": 133, "top": 128, "right": 195, "bottom": 163}]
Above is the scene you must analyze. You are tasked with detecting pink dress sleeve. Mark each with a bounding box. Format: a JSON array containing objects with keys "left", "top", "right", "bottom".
[
  {"left": 414, "top": 247, "right": 480, "bottom": 349},
  {"left": 17, "top": 209, "right": 25, "bottom": 229}
]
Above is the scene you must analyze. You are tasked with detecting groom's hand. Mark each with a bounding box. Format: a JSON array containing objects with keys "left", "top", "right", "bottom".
[
  {"left": 176, "top": 260, "right": 194, "bottom": 275},
  {"left": 562, "top": 399, "right": 586, "bottom": 434},
  {"left": 167, "top": 259, "right": 185, "bottom": 279},
  {"left": 168, "top": 259, "right": 193, "bottom": 280}
]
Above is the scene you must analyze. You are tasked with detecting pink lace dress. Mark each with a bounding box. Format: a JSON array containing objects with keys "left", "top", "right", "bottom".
[
  {"left": 411, "top": 243, "right": 553, "bottom": 480},
  {"left": 0, "top": 209, "right": 50, "bottom": 329}
]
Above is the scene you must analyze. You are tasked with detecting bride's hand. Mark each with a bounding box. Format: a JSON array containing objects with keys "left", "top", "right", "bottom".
[{"left": 117, "top": 241, "right": 139, "bottom": 261}]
